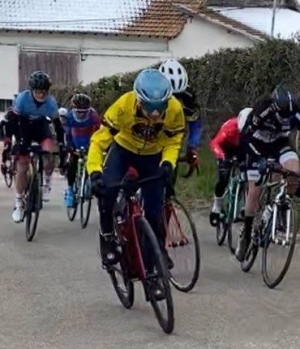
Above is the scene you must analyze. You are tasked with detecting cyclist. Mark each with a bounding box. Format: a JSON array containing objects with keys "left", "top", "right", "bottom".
[
  {"left": 235, "top": 84, "right": 300, "bottom": 262},
  {"left": 87, "top": 69, "right": 185, "bottom": 271},
  {"left": 58, "top": 93, "right": 101, "bottom": 207},
  {"left": 209, "top": 114, "right": 248, "bottom": 226},
  {"left": 0, "top": 108, "right": 14, "bottom": 175},
  {"left": 159, "top": 59, "right": 201, "bottom": 171},
  {"left": 5, "top": 70, "right": 61, "bottom": 223}
]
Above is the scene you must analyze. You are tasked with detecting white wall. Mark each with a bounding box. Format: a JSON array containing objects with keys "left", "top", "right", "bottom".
[
  {"left": 0, "top": 32, "right": 170, "bottom": 93},
  {"left": 0, "top": 45, "right": 19, "bottom": 99},
  {"left": 0, "top": 23, "right": 254, "bottom": 100},
  {"left": 169, "top": 17, "right": 254, "bottom": 58}
]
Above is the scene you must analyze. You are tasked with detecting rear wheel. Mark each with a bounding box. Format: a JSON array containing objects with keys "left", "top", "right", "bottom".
[
  {"left": 137, "top": 217, "right": 174, "bottom": 334},
  {"left": 108, "top": 247, "right": 135, "bottom": 309},
  {"left": 67, "top": 181, "right": 78, "bottom": 221},
  {"left": 163, "top": 197, "right": 200, "bottom": 293},
  {"left": 25, "top": 173, "right": 42, "bottom": 242},
  {"left": 241, "top": 233, "right": 259, "bottom": 273}
]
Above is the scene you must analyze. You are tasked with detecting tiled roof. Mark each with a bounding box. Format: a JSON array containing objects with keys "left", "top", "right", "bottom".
[
  {"left": 0, "top": 0, "right": 188, "bottom": 38},
  {"left": 174, "top": 1, "right": 268, "bottom": 39}
]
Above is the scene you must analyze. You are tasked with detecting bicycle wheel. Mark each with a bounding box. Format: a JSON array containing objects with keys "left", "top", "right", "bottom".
[
  {"left": 241, "top": 234, "right": 259, "bottom": 273},
  {"left": 67, "top": 181, "right": 78, "bottom": 221},
  {"left": 216, "top": 216, "right": 228, "bottom": 246},
  {"left": 227, "top": 183, "right": 246, "bottom": 255},
  {"left": 137, "top": 217, "right": 174, "bottom": 334},
  {"left": 108, "top": 237, "right": 135, "bottom": 309},
  {"left": 163, "top": 197, "right": 200, "bottom": 292},
  {"left": 25, "top": 173, "right": 42, "bottom": 242},
  {"left": 262, "top": 201, "right": 298, "bottom": 289},
  {"left": 80, "top": 174, "right": 92, "bottom": 229}
]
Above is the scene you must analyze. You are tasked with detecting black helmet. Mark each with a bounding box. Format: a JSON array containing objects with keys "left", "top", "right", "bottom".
[
  {"left": 28, "top": 70, "right": 51, "bottom": 91},
  {"left": 72, "top": 93, "right": 91, "bottom": 109},
  {"left": 271, "top": 84, "right": 298, "bottom": 118}
]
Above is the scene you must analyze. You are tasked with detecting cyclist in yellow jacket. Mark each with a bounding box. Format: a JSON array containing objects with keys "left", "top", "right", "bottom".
[{"left": 87, "top": 69, "right": 185, "bottom": 269}]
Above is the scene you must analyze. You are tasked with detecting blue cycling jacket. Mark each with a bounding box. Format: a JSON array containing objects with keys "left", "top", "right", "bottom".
[{"left": 13, "top": 90, "right": 58, "bottom": 120}]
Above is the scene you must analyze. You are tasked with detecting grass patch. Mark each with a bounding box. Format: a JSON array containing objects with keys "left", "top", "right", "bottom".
[{"left": 175, "top": 145, "right": 217, "bottom": 209}]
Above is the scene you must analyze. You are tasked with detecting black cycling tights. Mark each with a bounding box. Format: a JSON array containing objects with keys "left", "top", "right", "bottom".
[
  {"left": 214, "top": 161, "right": 231, "bottom": 197},
  {"left": 67, "top": 154, "right": 78, "bottom": 187}
]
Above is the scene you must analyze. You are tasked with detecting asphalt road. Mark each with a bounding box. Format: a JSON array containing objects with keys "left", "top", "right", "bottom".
[{"left": 1, "top": 174, "right": 300, "bottom": 349}]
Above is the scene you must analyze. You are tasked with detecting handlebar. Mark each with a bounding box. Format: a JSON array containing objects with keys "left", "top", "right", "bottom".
[{"left": 256, "top": 160, "right": 300, "bottom": 186}]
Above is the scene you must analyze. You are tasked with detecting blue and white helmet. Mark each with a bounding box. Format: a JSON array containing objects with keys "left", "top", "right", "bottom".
[{"left": 133, "top": 69, "right": 173, "bottom": 114}]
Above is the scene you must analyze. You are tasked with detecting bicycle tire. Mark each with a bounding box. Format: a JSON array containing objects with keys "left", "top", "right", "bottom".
[
  {"left": 262, "top": 201, "right": 298, "bottom": 289},
  {"left": 108, "top": 256, "right": 135, "bottom": 309},
  {"left": 80, "top": 175, "right": 92, "bottom": 229},
  {"left": 216, "top": 218, "right": 228, "bottom": 246},
  {"left": 241, "top": 239, "right": 259, "bottom": 273},
  {"left": 67, "top": 181, "right": 78, "bottom": 221},
  {"left": 164, "top": 197, "right": 200, "bottom": 293},
  {"left": 4, "top": 171, "right": 13, "bottom": 188},
  {"left": 137, "top": 217, "right": 174, "bottom": 334},
  {"left": 25, "top": 173, "right": 41, "bottom": 242}
]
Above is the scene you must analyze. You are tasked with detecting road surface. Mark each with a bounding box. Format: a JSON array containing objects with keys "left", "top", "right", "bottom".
[{"left": 1, "top": 175, "right": 300, "bottom": 349}]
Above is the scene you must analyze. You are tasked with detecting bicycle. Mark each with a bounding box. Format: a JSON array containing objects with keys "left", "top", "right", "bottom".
[
  {"left": 106, "top": 168, "right": 174, "bottom": 334},
  {"left": 241, "top": 161, "right": 299, "bottom": 289},
  {"left": 19, "top": 144, "right": 59, "bottom": 241},
  {"left": 65, "top": 146, "right": 92, "bottom": 229},
  {"left": 215, "top": 158, "right": 247, "bottom": 253}
]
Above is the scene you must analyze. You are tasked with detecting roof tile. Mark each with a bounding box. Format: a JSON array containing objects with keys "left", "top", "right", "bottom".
[{"left": 0, "top": 0, "right": 188, "bottom": 38}]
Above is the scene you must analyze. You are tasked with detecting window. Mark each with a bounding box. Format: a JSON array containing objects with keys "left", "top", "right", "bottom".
[{"left": 0, "top": 99, "right": 13, "bottom": 112}]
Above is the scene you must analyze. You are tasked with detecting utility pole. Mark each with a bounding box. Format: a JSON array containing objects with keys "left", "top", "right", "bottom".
[{"left": 271, "top": 0, "right": 278, "bottom": 37}]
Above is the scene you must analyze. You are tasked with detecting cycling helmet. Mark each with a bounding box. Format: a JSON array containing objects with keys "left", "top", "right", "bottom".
[
  {"left": 237, "top": 107, "right": 253, "bottom": 132},
  {"left": 71, "top": 93, "right": 91, "bottom": 122},
  {"left": 72, "top": 93, "right": 91, "bottom": 110},
  {"left": 271, "top": 84, "right": 298, "bottom": 118},
  {"left": 133, "top": 69, "right": 172, "bottom": 115},
  {"left": 28, "top": 70, "right": 51, "bottom": 91},
  {"left": 158, "top": 59, "right": 188, "bottom": 94}
]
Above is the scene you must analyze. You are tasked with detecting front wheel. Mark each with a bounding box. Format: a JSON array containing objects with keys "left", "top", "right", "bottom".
[
  {"left": 25, "top": 173, "right": 42, "bottom": 242},
  {"left": 262, "top": 202, "right": 298, "bottom": 289},
  {"left": 137, "top": 217, "right": 174, "bottom": 334},
  {"left": 80, "top": 174, "right": 92, "bottom": 229}
]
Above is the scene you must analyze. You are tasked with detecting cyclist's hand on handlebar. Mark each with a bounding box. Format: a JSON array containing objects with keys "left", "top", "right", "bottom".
[{"left": 90, "top": 171, "right": 105, "bottom": 197}]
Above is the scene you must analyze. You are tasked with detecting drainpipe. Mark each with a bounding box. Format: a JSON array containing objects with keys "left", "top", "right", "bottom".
[{"left": 271, "top": 0, "right": 277, "bottom": 37}]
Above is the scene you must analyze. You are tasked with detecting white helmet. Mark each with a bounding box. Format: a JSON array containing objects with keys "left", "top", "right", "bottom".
[
  {"left": 237, "top": 107, "right": 253, "bottom": 132},
  {"left": 158, "top": 59, "right": 188, "bottom": 93}
]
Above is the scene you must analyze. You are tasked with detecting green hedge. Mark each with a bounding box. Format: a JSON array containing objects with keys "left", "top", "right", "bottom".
[{"left": 51, "top": 38, "right": 300, "bottom": 140}]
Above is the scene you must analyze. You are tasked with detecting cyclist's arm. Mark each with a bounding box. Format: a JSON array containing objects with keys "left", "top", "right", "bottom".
[
  {"left": 87, "top": 103, "right": 121, "bottom": 174},
  {"left": 242, "top": 99, "right": 272, "bottom": 136},
  {"left": 210, "top": 130, "right": 226, "bottom": 159},
  {"left": 160, "top": 110, "right": 185, "bottom": 168}
]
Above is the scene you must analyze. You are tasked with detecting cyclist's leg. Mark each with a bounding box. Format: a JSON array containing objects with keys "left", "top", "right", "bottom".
[
  {"left": 12, "top": 119, "right": 31, "bottom": 223},
  {"left": 64, "top": 153, "right": 78, "bottom": 207},
  {"left": 136, "top": 153, "right": 168, "bottom": 266},
  {"left": 236, "top": 142, "right": 263, "bottom": 261},
  {"left": 278, "top": 139, "right": 300, "bottom": 195},
  {"left": 210, "top": 158, "right": 231, "bottom": 226},
  {"left": 99, "top": 143, "right": 128, "bottom": 265},
  {"left": 34, "top": 119, "right": 56, "bottom": 201}
]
